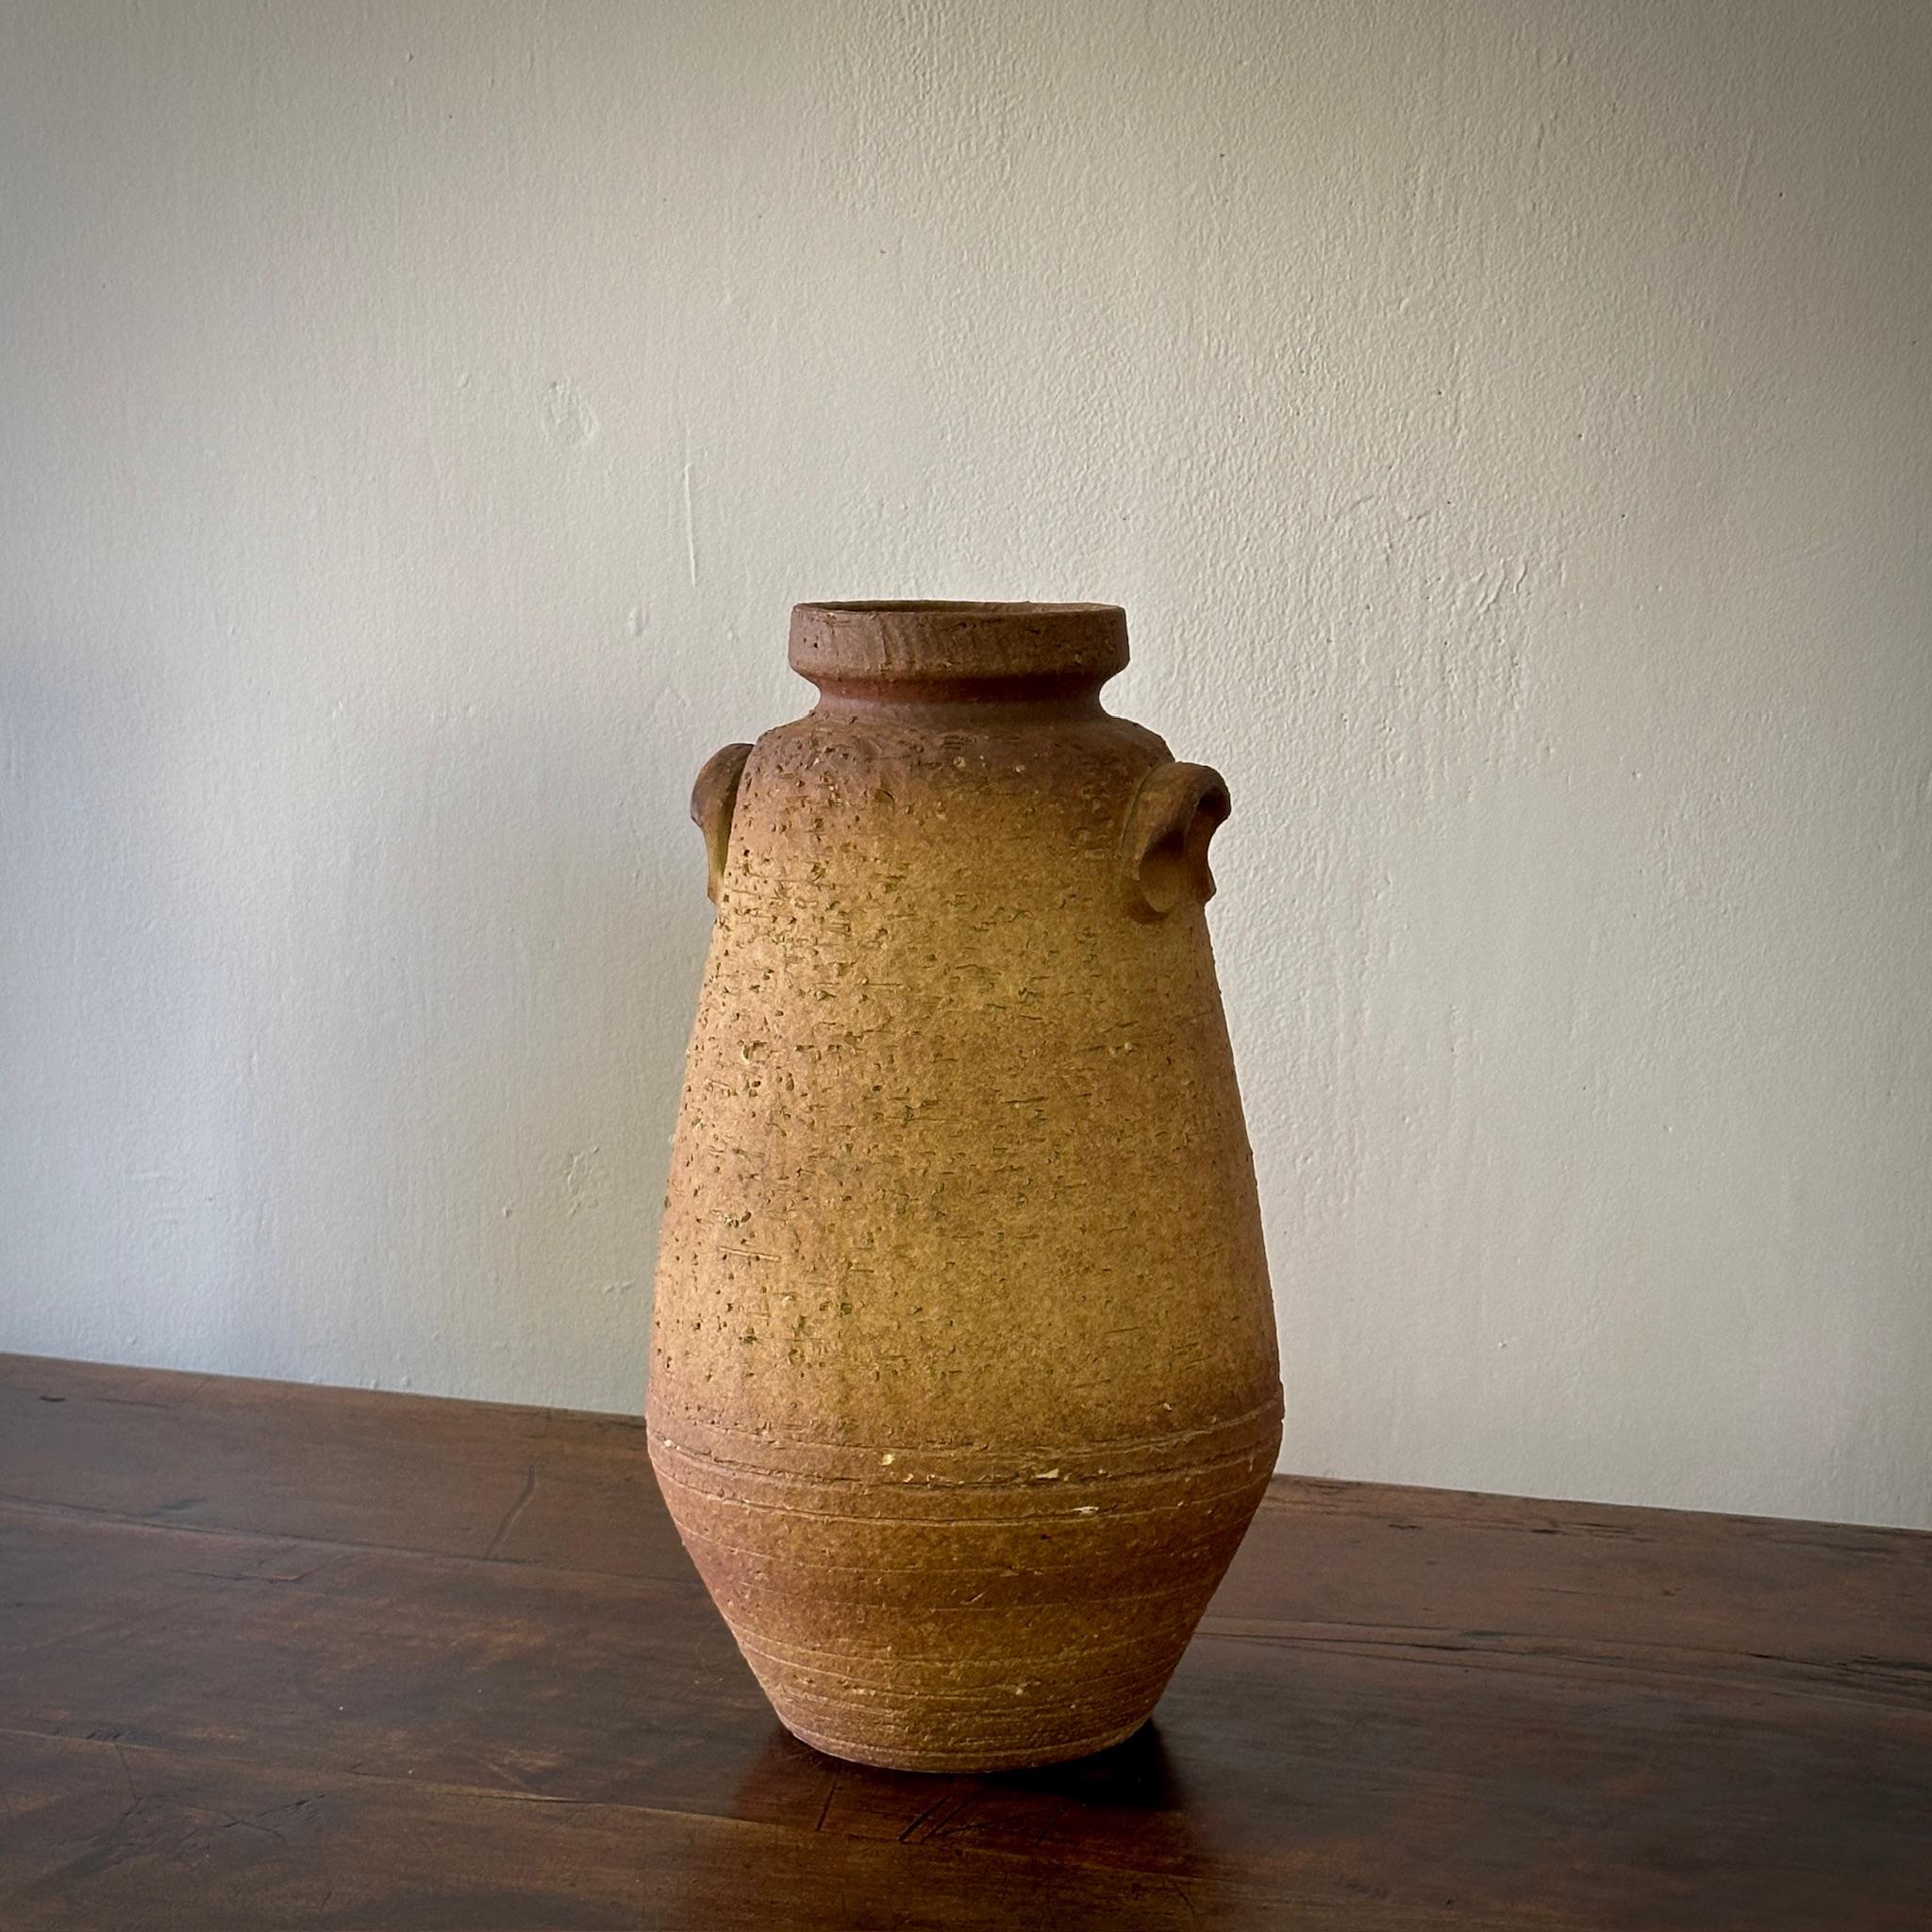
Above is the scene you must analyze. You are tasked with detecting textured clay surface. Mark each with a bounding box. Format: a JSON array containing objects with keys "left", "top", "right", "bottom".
[{"left": 648, "top": 603, "right": 1281, "bottom": 1771}]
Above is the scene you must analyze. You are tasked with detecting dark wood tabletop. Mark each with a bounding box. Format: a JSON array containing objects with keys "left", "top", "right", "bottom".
[{"left": 0, "top": 1353, "right": 1926, "bottom": 1929}]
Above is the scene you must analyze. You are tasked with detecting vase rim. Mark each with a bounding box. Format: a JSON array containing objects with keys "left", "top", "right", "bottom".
[{"left": 789, "top": 601, "right": 1128, "bottom": 691}]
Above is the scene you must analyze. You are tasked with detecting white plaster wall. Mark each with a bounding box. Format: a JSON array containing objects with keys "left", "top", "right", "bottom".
[{"left": 4, "top": 0, "right": 1928, "bottom": 1526}]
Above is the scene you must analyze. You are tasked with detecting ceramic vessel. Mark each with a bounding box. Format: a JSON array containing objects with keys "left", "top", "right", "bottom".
[{"left": 648, "top": 602, "right": 1281, "bottom": 1772}]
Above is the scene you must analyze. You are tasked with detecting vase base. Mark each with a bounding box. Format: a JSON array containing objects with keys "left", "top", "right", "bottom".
[{"left": 779, "top": 1712, "right": 1153, "bottom": 1775}]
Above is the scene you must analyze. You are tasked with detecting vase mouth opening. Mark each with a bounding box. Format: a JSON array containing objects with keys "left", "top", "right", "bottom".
[{"left": 790, "top": 601, "right": 1128, "bottom": 698}]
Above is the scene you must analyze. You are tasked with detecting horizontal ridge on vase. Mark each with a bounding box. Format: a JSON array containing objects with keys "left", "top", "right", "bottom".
[{"left": 648, "top": 600, "right": 1281, "bottom": 1773}]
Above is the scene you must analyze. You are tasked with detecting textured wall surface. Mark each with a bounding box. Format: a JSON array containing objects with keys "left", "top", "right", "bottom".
[{"left": 4, "top": 1, "right": 1928, "bottom": 1525}]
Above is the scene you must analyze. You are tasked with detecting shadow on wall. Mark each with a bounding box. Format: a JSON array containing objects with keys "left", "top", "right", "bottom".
[
  {"left": 0, "top": 644, "right": 720, "bottom": 1411},
  {"left": 293, "top": 691, "right": 719, "bottom": 1409},
  {"left": 0, "top": 655, "right": 262, "bottom": 1374}
]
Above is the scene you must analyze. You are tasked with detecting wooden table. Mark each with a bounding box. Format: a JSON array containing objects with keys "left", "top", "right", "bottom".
[{"left": 0, "top": 1354, "right": 1925, "bottom": 1928}]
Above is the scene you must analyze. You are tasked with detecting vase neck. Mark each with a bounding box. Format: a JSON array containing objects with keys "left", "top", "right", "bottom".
[
  {"left": 789, "top": 602, "right": 1127, "bottom": 713},
  {"left": 808, "top": 684, "right": 1112, "bottom": 729}
]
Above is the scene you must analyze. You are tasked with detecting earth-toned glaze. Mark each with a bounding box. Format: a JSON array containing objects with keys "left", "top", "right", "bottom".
[{"left": 648, "top": 602, "right": 1281, "bottom": 1772}]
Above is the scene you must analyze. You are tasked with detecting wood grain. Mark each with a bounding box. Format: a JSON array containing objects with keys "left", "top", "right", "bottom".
[{"left": 1, "top": 1353, "right": 1926, "bottom": 1928}]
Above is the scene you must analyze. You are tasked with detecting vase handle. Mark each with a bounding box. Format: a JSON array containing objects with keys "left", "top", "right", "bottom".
[
  {"left": 1117, "top": 761, "right": 1231, "bottom": 923},
  {"left": 691, "top": 743, "right": 754, "bottom": 905}
]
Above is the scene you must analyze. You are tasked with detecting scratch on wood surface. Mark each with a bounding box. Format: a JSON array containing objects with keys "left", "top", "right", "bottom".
[
  {"left": 170, "top": 1568, "right": 316, "bottom": 1586},
  {"left": 209, "top": 1807, "right": 287, "bottom": 1844},
  {"left": 111, "top": 1743, "right": 140, "bottom": 1806},
  {"left": 1031, "top": 1799, "right": 1070, "bottom": 1849},
  {"left": 813, "top": 1771, "right": 840, "bottom": 1833},
  {"left": 897, "top": 1793, "right": 955, "bottom": 1842},
  {"left": 483, "top": 1463, "right": 538, "bottom": 1559}
]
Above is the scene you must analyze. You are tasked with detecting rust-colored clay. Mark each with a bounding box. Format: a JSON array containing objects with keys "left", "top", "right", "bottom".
[{"left": 648, "top": 602, "right": 1281, "bottom": 1772}]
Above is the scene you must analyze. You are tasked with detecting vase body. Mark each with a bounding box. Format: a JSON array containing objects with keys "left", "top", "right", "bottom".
[{"left": 648, "top": 602, "right": 1280, "bottom": 1772}]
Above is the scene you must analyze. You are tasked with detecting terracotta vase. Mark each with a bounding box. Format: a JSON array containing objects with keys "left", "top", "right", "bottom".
[{"left": 648, "top": 601, "right": 1281, "bottom": 1773}]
